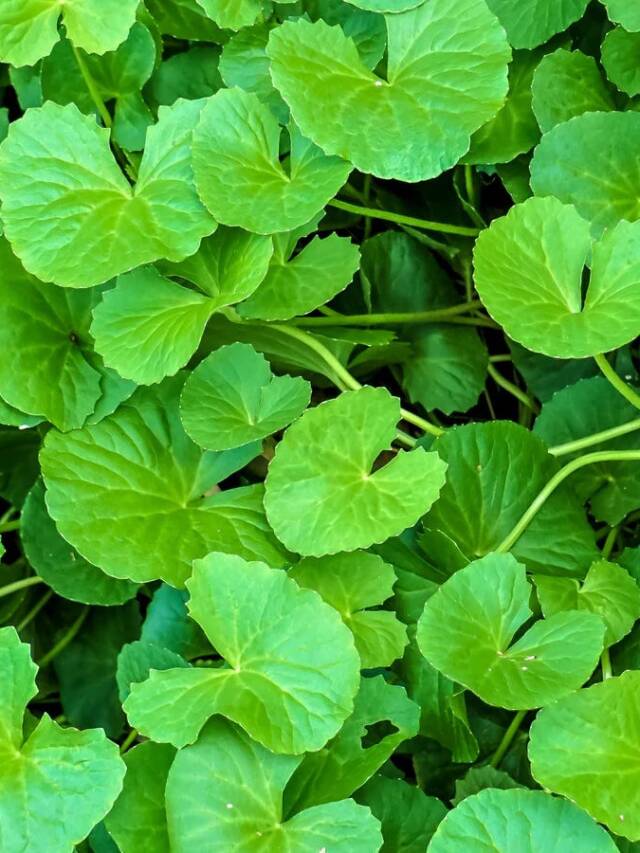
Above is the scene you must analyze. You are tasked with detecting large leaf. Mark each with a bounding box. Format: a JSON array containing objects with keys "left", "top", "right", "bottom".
[
  {"left": 104, "top": 742, "right": 175, "bottom": 853},
  {"left": 0, "top": 627, "right": 125, "bottom": 852},
  {"left": 530, "top": 111, "right": 640, "bottom": 235},
  {"left": 289, "top": 552, "right": 407, "bottom": 668},
  {"left": 474, "top": 196, "right": 640, "bottom": 358},
  {"left": 485, "top": 0, "right": 589, "bottom": 48},
  {"left": 91, "top": 267, "right": 214, "bottom": 385},
  {"left": 124, "top": 552, "right": 360, "bottom": 753},
  {"left": 21, "top": 480, "right": 139, "bottom": 606},
  {"left": 193, "top": 88, "right": 351, "bottom": 234},
  {"left": 267, "top": 0, "right": 511, "bottom": 181},
  {"left": 0, "top": 0, "right": 139, "bottom": 66},
  {"left": 0, "top": 99, "right": 215, "bottom": 287},
  {"left": 264, "top": 387, "right": 448, "bottom": 556},
  {"left": 422, "top": 421, "right": 597, "bottom": 577},
  {"left": 428, "top": 788, "right": 617, "bottom": 852},
  {"left": 417, "top": 553, "right": 605, "bottom": 709},
  {"left": 165, "top": 717, "right": 382, "bottom": 852},
  {"left": 180, "top": 343, "right": 311, "bottom": 451},
  {"left": 529, "top": 671, "right": 640, "bottom": 840},
  {"left": 283, "top": 675, "right": 420, "bottom": 813},
  {"left": 40, "top": 375, "right": 287, "bottom": 587}
]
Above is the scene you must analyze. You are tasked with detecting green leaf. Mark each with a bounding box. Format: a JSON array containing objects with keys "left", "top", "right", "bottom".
[
  {"left": 355, "top": 776, "right": 446, "bottom": 852},
  {"left": 105, "top": 742, "right": 175, "bottom": 853},
  {"left": 116, "top": 640, "right": 189, "bottom": 702},
  {"left": 508, "top": 339, "right": 598, "bottom": 403},
  {"left": 193, "top": 88, "right": 351, "bottom": 234},
  {"left": 530, "top": 111, "right": 640, "bottom": 235},
  {"left": 0, "top": 626, "right": 125, "bottom": 852},
  {"left": 474, "top": 196, "right": 640, "bottom": 358},
  {"left": 535, "top": 559, "right": 640, "bottom": 647},
  {"left": 149, "top": 45, "right": 222, "bottom": 107},
  {"left": 529, "top": 671, "right": 640, "bottom": 840},
  {"left": 0, "top": 0, "right": 139, "bottom": 66},
  {"left": 238, "top": 232, "right": 360, "bottom": 321},
  {"left": 602, "top": 28, "right": 640, "bottom": 96},
  {"left": 264, "top": 387, "right": 448, "bottom": 556},
  {"left": 402, "top": 326, "right": 488, "bottom": 416},
  {"left": 145, "top": 0, "right": 224, "bottom": 40},
  {"left": 283, "top": 675, "right": 420, "bottom": 812},
  {"left": 428, "top": 788, "right": 617, "bottom": 851},
  {"left": 91, "top": 267, "right": 215, "bottom": 385},
  {"left": 180, "top": 343, "right": 311, "bottom": 451},
  {"left": 532, "top": 49, "right": 615, "bottom": 133},
  {"left": 452, "top": 766, "right": 522, "bottom": 806},
  {"left": 140, "top": 584, "right": 210, "bottom": 660},
  {"left": 195, "top": 0, "right": 265, "bottom": 30},
  {"left": 423, "top": 421, "right": 597, "bottom": 576},
  {"left": 158, "top": 226, "right": 273, "bottom": 308},
  {"left": 40, "top": 375, "right": 287, "bottom": 587},
  {"left": 601, "top": 0, "right": 640, "bottom": 30},
  {"left": 267, "top": 1, "right": 511, "bottom": 181},
  {"left": 485, "top": 0, "right": 589, "bottom": 48},
  {"left": 0, "top": 99, "right": 215, "bottom": 288},
  {"left": 304, "top": 0, "right": 387, "bottom": 69},
  {"left": 124, "top": 552, "right": 360, "bottom": 753},
  {"left": 343, "top": 0, "right": 422, "bottom": 10},
  {"left": 0, "top": 427, "right": 41, "bottom": 507},
  {"left": 165, "top": 717, "right": 383, "bottom": 851},
  {"left": 289, "top": 551, "right": 408, "bottom": 668},
  {"left": 417, "top": 553, "right": 605, "bottom": 709},
  {"left": 21, "top": 480, "right": 139, "bottom": 606},
  {"left": 534, "top": 376, "right": 640, "bottom": 524}
]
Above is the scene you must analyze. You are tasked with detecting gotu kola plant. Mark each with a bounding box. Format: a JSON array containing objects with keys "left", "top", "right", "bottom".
[{"left": 2, "top": 0, "right": 640, "bottom": 850}]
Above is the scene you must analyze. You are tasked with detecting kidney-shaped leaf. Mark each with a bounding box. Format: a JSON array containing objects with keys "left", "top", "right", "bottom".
[
  {"left": 264, "top": 387, "right": 448, "bottom": 556},
  {"left": 180, "top": 343, "right": 311, "bottom": 451},
  {"left": 124, "top": 552, "right": 360, "bottom": 754},
  {"left": 0, "top": 0, "right": 139, "bottom": 66},
  {"left": 0, "top": 627, "right": 125, "bottom": 853},
  {"left": 40, "top": 375, "right": 287, "bottom": 587},
  {"left": 417, "top": 553, "right": 605, "bottom": 709},
  {"left": 267, "top": 0, "right": 510, "bottom": 181},
  {"left": 485, "top": 0, "right": 589, "bottom": 48},
  {"left": 474, "top": 196, "right": 640, "bottom": 358},
  {"left": 193, "top": 88, "right": 351, "bottom": 234},
  {"left": 529, "top": 671, "right": 640, "bottom": 841},
  {"left": 165, "top": 717, "right": 382, "bottom": 852},
  {"left": 0, "top": 99, "right": 215, "bottom": 288},
  {"left": 428, "top": 788, "right": 617, "bottom": 852}
]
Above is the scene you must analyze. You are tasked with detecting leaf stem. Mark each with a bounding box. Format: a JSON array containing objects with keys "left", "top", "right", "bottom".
[
  {"left": 601, "top": 647, "right": 612, "bottom": 680},
  {"left": 490, "top": 710, "right": 527, "bottom": 767},
  {"left": 601, "top": 525, "right": 619, "bottom": 561},
  {"left": 289, "top": 301, "right": 482, "bottom": 327},
  {"left": 327, "top": 199, "right": 481, "bottom": 237},
  {"left": 120, "top": 728, "right": 139, "bottom": 754},
  {"left": 0, "top": 518, "right": 20, "bottom": 533},
  {"left": 71, "top": 44, "right": 113, "bottom": 129},
  {"left": 487, "top": 364, "right": 539, "bottom": 413},
  {"left": 496, "top": 450, "right": 640, "bottom": 553},
  {"left": 595, "top": 353, "right": 640, "bottom": 411},
  {"left": 0, "top": 575, "right": 43, "bottom": 600},
  {"left": 16, "top": 589, "right": 54, "bottom": 632},
  {"left": 38, "top": 607, "right": 89, "bottom": 668},
  {"left": 548, "top": 418, "right": 640, "bottom": 456}
]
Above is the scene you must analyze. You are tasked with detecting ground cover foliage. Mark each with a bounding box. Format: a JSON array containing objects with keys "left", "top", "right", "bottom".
[{"left": 2, "top": 0, "right": 640, "bottom": 850}]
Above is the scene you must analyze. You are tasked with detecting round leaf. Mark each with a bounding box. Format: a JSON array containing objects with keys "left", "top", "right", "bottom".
[
  {"left": 124, "top": 552, "right": 361, "bottom": 753},
  {"left": 267, "top": 0, "right": 511, "bottom": 181},
  {"left": 474, "top": 196, "right": 640, "bottom": 358},
  {"left": 165, "top": 717, "right": 382, "bottom": 852},
  {"left": 40, "top": 375, "right": 288, "bottom": 587},
  {"left": 529, "top": 671, "right": 640, "bottom": 840},
  {"left": 193, "top": 88, "right": 351, "bottom": 234},
  {"left": 417, "top": 553, "right": 605, "bottom": 709},
  {"left": 601, "top": 0, "right": 640, "bottom": 31},
  {"left": 602, "top": 28, "right": 640, "bottom": 96},
  {"left": 428, "top": 788, "right": 617, "bottom": 852},
  {"left": 530, "top": 111, "right": 640, "bottom": 235},
  {"left": 264, "top": 387, "right": 448, "bottom": 556},
  {"left": 485, "top": 0, "right": 589, "bottom": 48},
  {"left": 0, "top": 99, "right": 215, "bottom": 288},
  {"left": 195, "top": 0, "right": 264, "bottom": 30},
  {"left": 180, "top": 343, "right": 311, "bottom": 452}
]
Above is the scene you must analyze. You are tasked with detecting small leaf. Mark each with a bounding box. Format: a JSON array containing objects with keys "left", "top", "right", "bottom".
[
  {"left": 428, "top": 788, "right": 617, "bottom": 851},
  {"left": 601, "top": 0, "right": 640, "bottom": 30},
  {"left": 602, "top": 28, "right": 640, "bottom": 96},
  {"left": 116, "top": 640, "right": 189, "bottom": 702},
  {"left": 474, "top": 196, "right": 640, "bottom": 358},
  {"left": 417, "top": 553, "right": 605, "bottom": 709},
  {"left": 452, "top": 766, "right": 522, "bottom": 806},
  {"left": 529, "top": 671, "right": 640, "bottom": 841},
  {"left": 165, "top": 717, "right": 383, "bottom": 852},
  {"left": 195, "top": 0, "right": 264, "bottom": 30},
  {"left": 124, "top": 552, "right": 360, "bottom": 753},
  {"left": 264, "top": 387, "right": 448, "bottom": 556},
  {"left": 289, "top": 551, "right": 408, "bottom": 668},
  {"left": 267, "top": 1, "right": 510, "bottom": 181}
]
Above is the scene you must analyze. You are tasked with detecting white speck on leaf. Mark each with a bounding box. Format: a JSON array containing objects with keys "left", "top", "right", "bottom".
[
  {"left": 374, "top": 80, "right": 383, "bottom": 88},
  {"left": 226, "top": 803, "right": 233, "bottom": 809}
]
